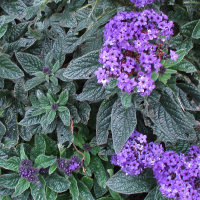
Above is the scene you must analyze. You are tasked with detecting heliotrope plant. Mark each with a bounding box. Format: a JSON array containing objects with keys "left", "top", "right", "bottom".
[{"left": 0, "top": 0, "right": 199, "bottom": 199}]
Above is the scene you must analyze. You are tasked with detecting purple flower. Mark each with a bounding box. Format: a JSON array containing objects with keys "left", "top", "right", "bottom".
[
  {"left": 95, "top": 10, "right": 175, "bottom": 97},
  {"left": 43, "top": 66, "right": 52, "bottom": 75},
  {"left": 19, "top": 159, "right": 39, "bottom": 184},
  {"left": 57, "top": 156, "right": 82, "bottom": 176},
  {"left": 51, "top": 103, "right": 58, "bottom": 111},
  {"left": 170, "top": 50, "right": 179, "bottom": 61}
]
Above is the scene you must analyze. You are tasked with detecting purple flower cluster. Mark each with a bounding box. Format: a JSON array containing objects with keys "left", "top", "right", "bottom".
[
  {"left": 95, "top": 10, "right": 177, "bottom": 96},
  {"left": 111, "top": 130, "right": 200, "bottom": 199},
  {"left": 130, "top": 0, "right": 154, "bottom": 7},
  {"left": 57, "top": 155, "right": 82, "bottom": 176},
  {"left": 153, "top": 146, "right": 200, "bottom": 200},
  {"left": 111, "top": 130, "right": 164, "bottom": 176},
  {"left": 19, "top": 159, "right": 39, "bottom": 184}
]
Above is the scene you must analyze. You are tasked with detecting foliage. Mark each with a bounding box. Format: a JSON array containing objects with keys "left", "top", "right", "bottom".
[{"left": 0, "top": 0, "right": 199, "bottom": 199}]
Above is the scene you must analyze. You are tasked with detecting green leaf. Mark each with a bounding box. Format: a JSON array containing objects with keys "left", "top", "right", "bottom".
[
  {"left": 144, "top": 186, "right": 170, "bottom": 200},
  {"left": 16, "top": 52, "right": 44, "bottom": 75},
  {"left": 81, "top": 176, "right": 93, "bottom": 191},
  {"left": 147, "top": 92, "right": 196, "bottom": 143},
  {"left": 84, "top": 151, "right": 90, "bottom": 166},
  {"left": 36, "top": 90, "right": 50, "bottom": 107},
  {"left": 30, "top": 135, "right": 46, "bottom": 160},
  {"left": 0, "top": 24, "right": 7, "bottom": 39},
  {"left": 12, "top": 178, "right": 30, "bottom": 197},
  {"left": 0, "top": 55, "right": 24, "bottom": 79},
  {"left": 106, "top": 170, "right": 155, "bottom": 195},
  {"left": 0, "top": 173, "right": 20, "bottom": 189},
  {"left": 58, "top": 89, "right": 69, "bottom": 105},
  {"left": 0, "top": 121, "right": 6, "bottom": 141},
  {"left": 63, "top": 50, "right": 100, "bottom": 79},
  {"left": 120, "top": 93, "right": 132, "bottom": 109},
  {"left": 49, "top": 161, "right": 57, "bottom": 174},
  {"left": 0, "top": 157, "right": 20, "bottom": 172},
  {"left": 181, "top": 20, "right": 199, "bottom": 37},
  {"left": 19, "top": 108, "right": 42, "bottom": 126},
  {"left": 58, "top": 109, "right": 70, "bottom": 126},
  {"left": 25, "top": 77, "right": 45, "bottom": 91},
  {"left": 46, "top": 187, "right": 57, "bottom": 200},
  {"left": 90, "top": 156, "right": 107, "bottom": 188},
  {"left": 77, "top": 180, "right": 95, "bottom": 200},
  {"left": 77, "top": 102, "right": 91, "bottom": 125},
  {"left": 77, "top": 78, "right": 106, "bottom": 102},
  {"left": 35, "top": 155, "right": 56, "bottom": 169},
  {"left": 45, "top": 110, "right": 57, "bottom": 126},
  {"left": 1, "top": 0, "right": 27, "bottom": 18},
  {"left": 52, "top": 61, "right": 60, "bottom": 73},
  {"left": 46, "top": 173, "right": 70, "bottom": 193},
  {"left": 30, "top": 176, "right": 46, "bottom": 200},
  {"left": 69, "top": 175, "right": 79, "bottom": 200},
  {"left": 171, "top": 59, "right": 196, "bottom": 73},
  {"left": 111, "top": 98, "right": 137, "bottom": 153},
  {"left": 96, "top": 97, "right": 115, "bottom": 145},
  {"left": 162, "top": 49, "right": 188, "bottom": 67},
  {"left": 158, "top": 69, "right": 176, "bottom": 84},
  {"left": 192, "top": 19, "right": 200, "bottom": 39},
  {"left": 20, "top": 144, "right": 28, "bottom": 160}
]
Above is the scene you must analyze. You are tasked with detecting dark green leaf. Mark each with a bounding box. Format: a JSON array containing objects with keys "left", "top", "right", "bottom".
[
  {"left": 58, "top": 90, "right": 69, "bottom": 105},
  {"left": 0, "top": 173, "right": 20, "bottom": 189},
  {"left": 12, "top": 178, "right": 30, "bottom": 197},
  {"left": 111, "top": 98, "right": 137, "bottom": 153},
  {"left": 120, "top": 93, "right": 132, "bottom": 109},
  {"left": 30, "top": 135, "right": 46, "bottom": 160},
  {"left": 30, "top": 176, "right": 46, "bottom": 200},
  {"left": 46, "top": 173, "right": 70, "bottom": 193},
  {"left": 81, "top": 176, "right": 93, "bottom": 191},
  {"left": 144, "top": 186, "right": 170, "bottom": 200},
  {"left": 77, "top": 78, "right": 106, "bottom": 102},
  {"left": 63, "top": 50, "right": 100, "bottom": 79},
  {"left": 0, "top": 156, "right": 20, "bottom": 172},
  {"left": 192, "top": 19, "right": 200, "bottom": 39},
  {"left": 46, "top": 187, "right": 57, "bottom": 200},
  {"left": 90, "top": 156, "right": 107, "bottom": 188},
  {"left": 171, "top": 59, "right": 196, "bottom": 73},
  {"left": 25, "top": 77, "right": 45, "bottom": 91},
  {"left": 69, "top": 175, "right": 79, "bottom": 200},
  {"left": 58, "top": 109, "right": 70, "bottom": 126},
  {"left": 106, "top": 170, "right": 155, "bottom": 194},
  {"left": 0, "top": 55, "right": 24, "bottom": 79},
  {"left": 0, "top": 121, "right": 6, "bottom": 141},
  {"left": 0, "top": 24, "right": 7, "bottom": 39},
  {"left": 16, "top": 52, "right": 44, "bottom": 75},
  {"left": 77, "top": 102, "right": 91, "bottom": 125},
  {"left": 77, "top": 180, "right": 95, "bottom": 200},
  {"left": 35, "top": 155, "right": 56, "bottom": 169}
]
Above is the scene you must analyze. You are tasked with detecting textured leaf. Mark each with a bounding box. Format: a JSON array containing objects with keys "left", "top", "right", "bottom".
[
  {"left": 0, "top": 173, "right": 20, "bottom": 189},
  {"left": 58, "top": 109, "right": 70, "bottom": 126},
  {"left": 12, "top": 178, "right": 30, "bottom": 197},
  {"left": 35, "top": 155, "right": 56, "bottom": 169},
  {"left": 77, "top": 180, "right": 95, "bottom": 200},
  {"left": 16, "top": 52, "right": 44, "bottom": 75},
  {"left": 77, "top": 102, "right": 91, "bottom": 125},
  {"left": 106, "top": 170, "right": 155, "bottom": 194},
  {"left": 46, "top": 173, "right": 70, "bottom": 193},
  {"left": 0, "top": 55, "right": 24, "bottom": 79},
  {"left": 46, "top": 187, "right": 57, "bottom": 200},
  {"left": 30, "top": 176, "right": 46, "bottom": 200},
  {"left": 120, "top": 93, "right": 132, "bottom": 109},
  {"left": 144, "top": 186, "right": 170, "bottom": 200},
  {"left": 58, "top": 89, "right": 69, "bottom": 105},
  {"left": 96, "top": 97, "right": 116, "bottom": 145},
  {"left": 77, "top": 78, "right": 106, "bottom": 102},
  {"left": 192, "top": 19, "right": 200, "bottom": 39},
  {"left": 171, "top": 59, "right": 196, "bottom": 73},
  {"left": 0, "top": 156, "right": 20, "bottom": 172},
  {"left": 111, "top": 98, "right": 137, "bottom": 153},
  {"left": 90, "top": 156, "right": 107, "bottom": 188},
  {"left": 36, "top": 90, "right": 50, "bottom": 107},
  {"left": 69, "top": 175, "right": 79, "bottom": 200},
  {"left": 19, "top": 108, "right": 42, "bottom": 126},
  {"left": 0, "top": 121, "right": 6, "bottom": 141},
  {"left": 147, "top": 92, "right": 196, "bottom": 143},
  {"left": 63, "top": 50, "right": 100, "bottom": 79},
  {"left": 25, "top": 77, "right": 45, "bottom": 91},
  {"left": 30, "top": 135, "right": 46, "bottom": 160},
  {"left": 0, "top": 24, "right": 7, "bottom": 39},
  {"left": 56, "top": 122, "right": 73, "bottom": 145}
]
